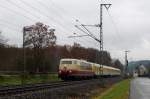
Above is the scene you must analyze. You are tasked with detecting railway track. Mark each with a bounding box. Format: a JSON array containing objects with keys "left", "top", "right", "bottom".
[{"left": 0, "top": 79, "right": 101, "bottom": 96}]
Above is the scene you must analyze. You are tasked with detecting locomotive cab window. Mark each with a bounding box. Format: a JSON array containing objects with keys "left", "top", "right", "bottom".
[
  {"left": 73, "top": 60, "right": 77, "bottom": 64},
  {"left": 61, "top": 61, "right": 72, "bottom": 64}
]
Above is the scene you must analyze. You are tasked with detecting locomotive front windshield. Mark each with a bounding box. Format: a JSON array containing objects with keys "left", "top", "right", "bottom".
[{"left": 61, "top": 61, "right": 72, "bottom": 64}]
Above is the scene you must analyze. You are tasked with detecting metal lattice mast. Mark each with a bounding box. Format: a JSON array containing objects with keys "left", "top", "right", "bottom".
[
  {"left": 72, "top": 4, "right": 111, "bottom": 76},
  {"left": 100, "top": 4, "right": 111, "bottom": 75},
  {"left": 100, "top": 4, "right": 103, "bottom": 75},
  {"left": 100, "top": 4, "right": 103, "bottom": 52}
]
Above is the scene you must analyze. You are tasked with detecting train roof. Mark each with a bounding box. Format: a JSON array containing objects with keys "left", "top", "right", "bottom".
[
  {"left": 103, "top": 65, "right": 120, "bottom": 71},
  {"left": 60, "top": 58, "right": 88, "bottom": 62},
  {"left": 93, "top": 63, "right": 120, "bottom": 71},
  {"left": 60, "top": 58, "right": 120, "bottom": 71},
  {"left": 60, "top": 58, "right": 79, "bottom": 61},
  {"left": 61, "top": 59, "right": 93, "bottom": 64}
]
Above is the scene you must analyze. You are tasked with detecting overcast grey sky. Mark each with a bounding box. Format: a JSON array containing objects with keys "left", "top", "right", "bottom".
[{"left": 0, "top": 0, "right": 150, "bottom": 63}]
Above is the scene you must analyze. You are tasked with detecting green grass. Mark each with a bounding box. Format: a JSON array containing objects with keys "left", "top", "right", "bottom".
[
  {"left": 0, "top": 74, "right": 61, "bottom": 86},
  {"left": 96, "top": 79, "right": 130, "bottom": 99},
  {"left": 0, "top": 75, "right": 21, "bottom": 85}
]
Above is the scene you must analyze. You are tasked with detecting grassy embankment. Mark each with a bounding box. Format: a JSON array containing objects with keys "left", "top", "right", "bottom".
[
  {"left": 0, "top": 74, "right": 61, "bottom": 86},
  {"left": 95, "top": 79, "right": 130, "bottom": 99}
]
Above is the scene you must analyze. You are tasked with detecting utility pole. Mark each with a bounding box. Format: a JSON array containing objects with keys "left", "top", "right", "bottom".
[
  {"left": 99, "top": 4, "right": 111, "bottom": 75},
  {"left": 22, "top": 26, "right": 32, "bottom": 85},
  {"left": 22, "top": 27, "right": 26, "bottom": 85},
  {"left": 125, "top": 50, "right": 130, "bottom": 77}
]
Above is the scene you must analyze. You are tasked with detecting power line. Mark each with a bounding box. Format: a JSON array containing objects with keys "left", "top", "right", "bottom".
[
  {"left": 0, "top": 3, "right": 38, "bottom": 33},
  {"left": 46, "top": 0, "right": 80, "bottom": 34},
  {"left": 71, "top": 36, "right": 99, "bottom": 49},
  {"left": 19, "top": 0, "right": 61, "bottom": 28},
  {"left": 47, "top": 0, "right": 77, "bottom": 22},
  {"left": 68, "top": 33, "right": 100, "bottom": 49},
  {"left": 97, "top": 5, "right": 124, "bottom": 51},
  {"left": 1, "top": 0, "right": 72, "bottom": 37},
  {"left": 106, "top": 10, "right": 123, "bottom": 42},
  {"left": 81, "top": 24, "right": 98, "bottom": 39},
  {"left": 6, "top": 0, "right": 40, "bottom": 21},
  {"left": 68, "top": 34, "right": 89, "bottom": 38},
  {"left": 37, "top": 0, "right": 76, "bottom": 30},
  {"left": 99, "top": 1, "right": 123, "bottom": 51},
  {"left": 35, "top": 0, "right": 75, "bottom": 34},
  {"left": 20, "top": 0, "right": 73, "bottom": 34},
  {"left": 0, "top": 18, "right": 21, "bottom": 28},
  {"left": 36, "top": 0, "right": 66, "bottom": 21},
  {"left": 75, "top": 20, "right": 101, "bottom": 43},
  {"left": 0, "top": 23, "right": 20, "bottom": 32},
  {"left": 73, "top": 38, "right": 90, "bottom": 47},
  {"left": 20, "top": 0, "right": 55, "bottom": 22},
  {"left": 5, "top": 0, "right": 78, "bottom": 38},
  {"left": 0, "top": 2, "right": 36, "bottom": 22}
]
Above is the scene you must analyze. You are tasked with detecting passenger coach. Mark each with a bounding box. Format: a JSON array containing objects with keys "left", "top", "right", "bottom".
[{"left": 58, "top": 58, "right": 121, "bottom": 80}]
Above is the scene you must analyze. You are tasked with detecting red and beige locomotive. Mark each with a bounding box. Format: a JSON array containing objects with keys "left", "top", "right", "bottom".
[{"left": 58, "top": 58, "right": 121, "bottom": 80}]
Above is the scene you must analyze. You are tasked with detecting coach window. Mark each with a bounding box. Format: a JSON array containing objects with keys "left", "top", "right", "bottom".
[{"left": 73, "top": 61, "right": 77, "bottom": 64}]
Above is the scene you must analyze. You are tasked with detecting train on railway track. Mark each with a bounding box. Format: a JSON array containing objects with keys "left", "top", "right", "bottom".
[{"left": 58, "top": 58, "right": 121, "bottom": 80}]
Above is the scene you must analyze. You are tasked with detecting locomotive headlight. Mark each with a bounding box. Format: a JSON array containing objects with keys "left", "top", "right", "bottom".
[
  {"left": 59, "top": 70, "right": 61, "bottom": 73},
  {"left": 69, "top": 70, "right": 72, "bottom": 73}
]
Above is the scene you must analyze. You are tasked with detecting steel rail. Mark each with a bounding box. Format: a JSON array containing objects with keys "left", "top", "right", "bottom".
[{"left": 0, "top": 79, "right": 100, "bottom": 96}]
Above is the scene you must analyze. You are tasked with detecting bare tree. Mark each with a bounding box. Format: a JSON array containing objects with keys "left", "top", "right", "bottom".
[
  {"left": 23, "top": 22, "right": 57, "bottom": 73},
  {"left": 24, "top": 22, "right": 56, "bottom": 48},
  {"left": 0, "top": 31, "right": 7, "bottom": 47},
  {"left": 112, "top": 59, "right": 123, "bottom": 71}
]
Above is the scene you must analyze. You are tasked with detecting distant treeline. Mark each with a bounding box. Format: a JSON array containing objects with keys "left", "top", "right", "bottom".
[
  {"left": 0, "top": 43, "right": 123, "bottom": 73},
  {"left": 0, "top": 22, "right": 123, "bottom": 74}
]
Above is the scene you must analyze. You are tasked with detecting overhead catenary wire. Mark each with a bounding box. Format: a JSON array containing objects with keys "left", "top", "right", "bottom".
[
  {"left": 0, "top": 23, "right": 20, "bottom": 32},
  {"left": 0, "top": 18, "right": 22, "bottom": 29},
  {"left": 106, "top": 10, "right": 123, "bottom": 41},
  {"left": 35, "top": 0, "right": 75, "bottom": 34},
  {"left": 0, "top": 0, "right": 79, "bottom": 49},
  {"left": 73, "top": 38, "right": 89, "bottom": 47},
  {"left": 71, "top": 33, "right": 99, "bottom": 45},
  {"left": 0, "top": 0, "right": 75, "bottom": 39},
  {"left": 68, "top": 29, "right": 100, "bottom": 49},
  {"left": 72, "top": 36, "right": 99, "bottom": 49},
  {"left": 81, "top": 24, "right": 98, "bottom": 39},
  {"left": 20, "top": 0, "right": 74, "bottom": 34},
  {"left": 104, "top": 9, "right": 129, "bottom": 52},
  {"left": 107, "top": 7, "right": 142, "bottom": 46},
  {"left": 2, "top": 0, "right": 96, "bottom": 46},
  {"left": 68, "top": 34, "right": 89, "bottom": 38},
  {"left": 74, "top": 25, "right": 91, "bottom": 36},
  {"left": 75, "top": 25, "right": 101, "bottom": 43},
  {"left": 47, "top": 0, "right": 77, "bottom": 23},
  {"left": 99, "top": 5, "right": 125, "bottom": 62},
  {"left": 19, "top": 0, "right": 56, "bottom": 26},
  {"left": 0, "top": 1, "right": 119, "bottom": 53},
  {"left": 49, "top": 0, "right": 117, "bottom": 51},
  {"left": 36, "top": 0, "right": 76, "bottom": 32},
  {"left": 45, "top": 0, "right": 86, "bottom": 37},
  {"left": 36, "top": 0, "right": 68, "bottom": 22},
  {"left": 0, "top": 1, "right": 38, "bottom": 39},
  {"left": 6, "top": 0, "right": 41, "bottom": 21},
  {"left": 75, "top": 20, "right": 101, "bottom": 43},
  {"left": 0, "top": 2, "right": 36, "bottom": 22},
  {"left": 93, "top": 1, "right": 121, "bottom": 51}
]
